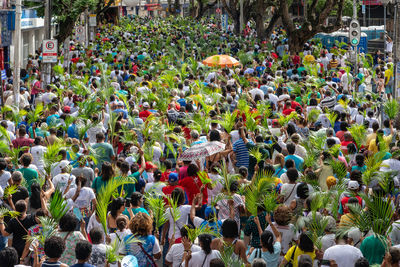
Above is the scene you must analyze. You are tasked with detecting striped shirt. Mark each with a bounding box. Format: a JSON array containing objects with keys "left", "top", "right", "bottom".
[
  {"left": 320, "top": 96, "right": 336, "bottom": 110},
  {"left": 233, "top": 139, "right": 253, "bottom": 168}
]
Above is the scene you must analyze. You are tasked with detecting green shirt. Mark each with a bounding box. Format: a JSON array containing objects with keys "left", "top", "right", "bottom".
[
  {"left": 92, "top": 142, "right": 115, "bottom": 171},
  {"left": 122, "top": 207, "right": 149, "bottom": 220},
  {"left": 117, "top": 173, "right": 138, "bottom": 198},
  {"left": 360, "top": 235, "right": 387, "bottom": 265},
  {"left": 18, "top": 167, "right": 38, "bottom": 193},
  {"left": 91, "top": 176, "right": 110, "bottom": 194}
]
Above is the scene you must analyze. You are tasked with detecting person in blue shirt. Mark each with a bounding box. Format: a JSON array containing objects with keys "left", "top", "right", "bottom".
[
  {"left": 284, "top": 143, "right": 304, "bottom": 171},
  {"left": 46, "top": 106, "right": 60, "bottom": 127},
  {"left": 69, "top": 240, "right": 95, "bottom": 267},
  {"left": 112, "top": 102, "right": 128, "bottom": 119}
]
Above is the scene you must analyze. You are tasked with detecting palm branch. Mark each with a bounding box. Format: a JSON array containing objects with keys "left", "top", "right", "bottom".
[
  {"left": 0, "top": 207, "right": 19, "bottom": 219},
  {"left": 96, "top": 176, "right": 136, "bottom": 234},
  {"left": 327, "top": 110, "right": 338, "bottom": 128},
  {"left": 145, "top": 195, "right": 168, "bottom": 231},
  {"left": 165, "top": 194, "right": 181, "bottom": 238},
  {"left": 249, "top": 147, "right": 265, "bottom": 164},
  {"left": 348, "top": 124, "right": 367, "bottom": 149},
  {"left": 197, "top": 171, "right": 212, "bottom": 185},
  {"left": 184, "top": 224, "right": 219, "bottom": 243},
  {"left": 216, "top": 160, "right": 240, "bottom": 195},
  {"left": 328, "top": 159, "right": 347, "bottom": 182},
  {"left": 48, "top": 190, "right": 69, "bottom": 222},
  {"left": 25, "top": 216, "right": 58, "bottom": 246},
  {"left": 383, "top": 99, "right": 400, "bottom": 120},
  {"left": 219, "top": 241, "right": 244, "bottom": 267},
  {"left": 43, "top": 142, "right": 64, "bottom": 177},
  {"left": 106, "top": 235, "right": 141, "bottom": 264},
  {"left": 0, "top": 125, "right": 11, "bottom": 144},
  {"left": 307, "top": 109, "right": 321, "bottom": 123},
  {"left": 212, "top": 112, "right": 237, "bottom": 133},
  {"left": 26, "top": 103, "right": 44, "bottom": 124},
  {"left": 3, "top": 184, "right": 18, "bottom": 199}
]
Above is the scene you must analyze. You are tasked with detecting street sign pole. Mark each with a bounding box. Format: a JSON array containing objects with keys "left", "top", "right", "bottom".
[
  {"left": 43, "top": 0, "right": 52, "bottom": 89},
  {"left": 13, "top": 0, "right": 21, "bottom": 107}
]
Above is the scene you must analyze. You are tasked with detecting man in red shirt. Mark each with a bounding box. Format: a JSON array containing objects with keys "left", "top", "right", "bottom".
[
  {"left": 282, "top": 101, "right": 295, "bottom": 116},
  {"left": 162, "top": 173, "right": 187, "bottom": 204},
  {"left": 139, "top": 102, "right": 152, "bottom": 121},
  {"left": 179, "top": 163, "right": 208, "bottom": 205},
  {"left": 12, "top": 127, "right": 33, "bottom": 151}
]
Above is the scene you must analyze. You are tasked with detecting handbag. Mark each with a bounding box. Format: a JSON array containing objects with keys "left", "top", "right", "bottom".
[
  {"left": 285, "top": 246, "right": 297, "bottom": 267},
  {"left": 138, "top": 241, "right": 158, "bottom": 267}
]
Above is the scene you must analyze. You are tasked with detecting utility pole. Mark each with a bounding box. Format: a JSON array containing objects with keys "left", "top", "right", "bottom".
[
  {"left": 239, "top": 0, "right": 243, "bottom": 33},
  {"left": 394, "top": 0, "right": 399, "bottom": 99},
  {"left": 43, "top": 0, "right": 52, "bottom": 88},
  {"left": 13, "top": 0, "right": 21, "bottom": 107}
]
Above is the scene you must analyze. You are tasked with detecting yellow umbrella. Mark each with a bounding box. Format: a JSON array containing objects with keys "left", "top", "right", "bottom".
[{"left": 202, "top": 55, "right": 240, "bottom": 68}]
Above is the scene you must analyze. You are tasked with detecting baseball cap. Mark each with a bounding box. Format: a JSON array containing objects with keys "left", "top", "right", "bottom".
[
  {"left": 145, "top": 162, "right": 157, "bottom": 171},
  {"left": 143, "top": 102, "right": 150, "bottom": 108},
  {"left": 63, "top": 106, "right": 71, "bottom": 113},
  {"left": 204, "top": 206, "right": 216, "bottom": 218},
  {"left": 168, "top": 172, "right": 179, "bottom": 183},
  {"left": 59, "top": 161, "right": 70, "bottom": 170},
  {"left": 348, "top": 180, "right": 359, "bottom": 190}
]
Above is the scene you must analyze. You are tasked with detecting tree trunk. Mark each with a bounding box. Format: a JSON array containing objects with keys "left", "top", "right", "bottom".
[
  {"left": 174, "top": 0, "right": 180, "bottom": 14},
  {"left": 265, "top": 12, "right": 280, "bottom": 39},
  {"left": 56, "top": 16, "right": 76, "bottom": 44},
  {"left": 190, "top": 0, "right": 195, "bottom": 17}
]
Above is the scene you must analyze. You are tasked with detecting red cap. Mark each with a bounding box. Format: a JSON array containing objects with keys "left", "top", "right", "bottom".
[
  {"left": 63, "top": 106, "right": 71, "bottom": 113},
  {"left": 145, "top": 162, "right": 157, "bottom": 171}
]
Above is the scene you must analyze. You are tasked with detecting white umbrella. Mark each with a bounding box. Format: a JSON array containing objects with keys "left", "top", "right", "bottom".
[{"left": 180, "top": 141, "right": 226, "bottom": 161}]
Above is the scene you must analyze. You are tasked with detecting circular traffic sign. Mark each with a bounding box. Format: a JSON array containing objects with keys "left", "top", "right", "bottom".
[{"left": 45, "top": 41, "right": 55, "bottom": 50}]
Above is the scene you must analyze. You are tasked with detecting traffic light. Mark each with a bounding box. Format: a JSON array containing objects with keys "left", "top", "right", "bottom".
[{"left": 349, "top": 19, "right": 361, "bottom": 47}]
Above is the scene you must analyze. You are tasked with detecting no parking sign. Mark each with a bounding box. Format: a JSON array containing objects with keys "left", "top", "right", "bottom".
[{"left": 43, "top": 39, "right": 58, "bottom": 63}]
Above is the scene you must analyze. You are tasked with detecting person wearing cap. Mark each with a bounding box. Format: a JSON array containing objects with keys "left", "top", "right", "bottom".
[
  {"left": 139, "top": 102, "right": 152, "bottom": 121},
  {"left": 52, "top": 160, "right": 76, "bottom": 194},
  {"left": 112, "top": 101, "right": 128, "bottom": 119},
  {"left": 162, "top": 172, "right": 186, "bottom": 203},
  {"left": 190, "top": 194, "right": 222, "bottom": 236},
  {"left": 339, "top": 181, "right": 363, "bottom": 216}
]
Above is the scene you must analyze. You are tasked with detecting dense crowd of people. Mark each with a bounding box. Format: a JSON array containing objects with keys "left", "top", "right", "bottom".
[{"left": 0, "top": 15, "right": 399, "bottom": 267}]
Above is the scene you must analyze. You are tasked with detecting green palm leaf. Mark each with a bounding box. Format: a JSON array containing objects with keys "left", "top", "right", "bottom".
[{"left": 48, "top": 190, "right": 69, "bottom": 222}]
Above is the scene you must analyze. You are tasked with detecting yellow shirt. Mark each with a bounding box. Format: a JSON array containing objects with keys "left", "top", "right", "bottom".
[
  {"left": 385, "top": 69, "right": 393, "bottom": 85},
  {"left": 284, "top": 245, "right": 316, "bottom": 267},
  {"left": 366, "top": 133, "right": 376, "bottom": 148},
  {"left": 368, "top": 135, "right": 392, "bottom": 153}
]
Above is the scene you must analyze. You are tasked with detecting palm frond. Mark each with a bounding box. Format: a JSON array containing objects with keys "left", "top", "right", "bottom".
[
  {"left": 48, "top": 190, "right": 69, "bottom": 222},
  {"left": 96, "top": 176, "right": 136, "bottom": 234},
  {"left": 383, "top": 99, "right": 400, "bottom": 120},
  {"left": 348, "top": 124, "right": 367, "bottom": 148},
  {"left": 145, "top": 195, "right": 168, "bottom": 229}
]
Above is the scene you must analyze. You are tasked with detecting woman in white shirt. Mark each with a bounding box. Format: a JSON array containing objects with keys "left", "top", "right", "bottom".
[
  {"left": 64, "top": 176, "right": 96, "bottom": 222},
  {"left": 183, "top": 234, "right": 221, "bottom": 267},
  {"left": 165, "top": 225, "right": 201, "bottom": 267},
  {"left": 30, "top": 137, "right": 47, "bottom": 176}
]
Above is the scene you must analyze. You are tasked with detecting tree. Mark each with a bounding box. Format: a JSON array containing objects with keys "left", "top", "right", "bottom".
[
  {"left": 221, "top": 0, "right": 253, "bottom": 34},
  {"left": 190, "top": 0, "right": 217, "bottom": 19},
  {"left": 26, "top": 0, "right": 111, "bottom": 44},
  {"left": 278, "top": 0, "right": 347, "bottom": 52}
]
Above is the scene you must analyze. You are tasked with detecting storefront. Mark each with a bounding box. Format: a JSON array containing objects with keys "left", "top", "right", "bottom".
[{"left": 9, "top": 9, "right": 44, "bottom": 69}]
